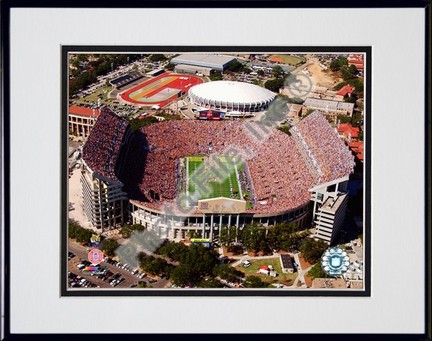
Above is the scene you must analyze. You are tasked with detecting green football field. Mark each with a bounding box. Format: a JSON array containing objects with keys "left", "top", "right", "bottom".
[{"left": 187, "top": 155, "right": 241, "bottom": 200}]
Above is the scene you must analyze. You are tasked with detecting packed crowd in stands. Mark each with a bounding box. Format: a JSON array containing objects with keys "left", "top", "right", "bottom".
[
  {"left": 82, "top": 108, "right": 130, "bottom": 180},
  {"left": 293, "top": 111, "right": 355, "bottom": 184},
  {"left": 119, "top": 119, "right": 316, "bottom": 215},
  {"left": 83, "top": 109, "right": 355, "bottom": 215}
]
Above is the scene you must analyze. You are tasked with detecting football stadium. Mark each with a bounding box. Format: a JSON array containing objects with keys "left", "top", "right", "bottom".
[
  {"left": 80, "top": 107, "right": 355, "bottom": 243},
  {"left": 188, "top": 81, "right": 276, "bottom": 113}
]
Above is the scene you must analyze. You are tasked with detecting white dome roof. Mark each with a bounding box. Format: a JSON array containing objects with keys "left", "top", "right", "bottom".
[{"left": 188, "top": 81, "right": 276, "bottom": 105}]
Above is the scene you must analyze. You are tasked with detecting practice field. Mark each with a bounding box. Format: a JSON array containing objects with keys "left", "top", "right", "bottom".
[
  {"left": 187, "top": 155, "right": 242, "bottom": 200},
  {"left": 268, "top": 55, "right": 306, "bottom": 66},
  {"left": 119, "top": 72, "right": 203, "bottom": 107}
]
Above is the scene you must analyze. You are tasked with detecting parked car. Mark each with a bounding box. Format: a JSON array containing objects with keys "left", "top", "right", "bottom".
[{"left": 242, "top": 260, "right": 251, "bottom": 267}]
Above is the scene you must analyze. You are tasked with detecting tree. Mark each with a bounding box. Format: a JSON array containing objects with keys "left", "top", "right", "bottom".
[
  {"left": 219, "top": 226, "right": 236, "bottom": 247},
  {"left": 257, "top": 69, "right": 265, "bottom": 77},
  {"left": 219, "top": 226, "right": 230, "bottom": 247},
  {"left": 213, "top": 264, "right": 242, "bottom": 282},
  {"left": 186, "top": 230, "right": 197, "bottom": 239},
  {"left": 149, "top": 54, "right": 166, "bottom": 62},
  {"left": 131, "top": 224, "right": 145, "bottom": 232},
  {"left": 264, "top": 78, "right": 284, "bottom": 93},
  {"left": 299, "top": 238, "right": 328, "bottom": 264},
  {"left": 337, "top": 114, "right": 352, "bottom": 124},
  {"left": 68, "top": 219, "right": 81, "bottom": 239},
  {"left": 348, "top": 64, "right": 358, "bottom": 75},
  {"left": 226, "top": 59, "right": 243, "bottom": 72},
  {"left": 119, "top": 223, "right": 145, "bottom": 239},
  {"left": 170, "top": 265, "right": 194, "bottom": 287},
  {"left": 227, "top": 244, "right": 243, "bottom": 255},
  {"left": 329, "top": 57, "right": 348, "bottom": 71},
  {"left": 272, "top": 65, "right": 285, "bottom": 79},
  {"left": 241, "top": 222, "right": 266, "bottom": 252},
  {"left": 341, "top": 66, "right": 354, "bottom": 81},
  {"left": 243, "top": 276, "right": 267, "bottom": 288},
  {"left": 343, "top": 93, "right": 358, "bottom": 103},
  {"left": 119, "top": 226, "right": 133, "bottom": 239},
  {"left": 165, "top": 63, "right": 175, "bottom": 71},
  {"left": 333, "top": 81, "right": 347, "bottom": 91},
  {"left": 197, "top": 278, "right": 224, "bottom": 288},
  {"left": 156, "top": 241, "right": 188, "bottom": 262},
  {"left": 243, "top": 67, "right": 252, "bottom": 74},
  {"left": 267, "top": 222, "right": 299, "bottom": 251},
  {"left": 348, "top": 78, "right": 364, "bottom": 94},
  {"left": 75, "top": 227, "right": 93, "bottom": 244},
  {"left": 102, "top": 238, "right": 119, "bottom": 257},
  {"left": 141, "top": 256, "right": 171, "bottom": 277},
  {"left": 68, "top": 219, "right": 94, "bottom": 243},
  {"left": 210, "top": 71, "right": 223, "bottom": 81},
  {"left": 307, "top": 261, "right": 329, "bottom": 279},
  {"left": 351, "top": 111, "right": 363, "bottom": 127},
  {"left": 169, "top": 244, "right": 219, "bottom": 286}
]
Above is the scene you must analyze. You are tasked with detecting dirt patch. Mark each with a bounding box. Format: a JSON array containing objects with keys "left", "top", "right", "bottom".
[
  {"left": 305, "top": 58, "right": 342, "bottom": 88},
  {"left": 304, "top": 274, "right": 313, "bottom": 288},
  {"left": 298, "top": 253, "right": 314, "bottom": 270}
]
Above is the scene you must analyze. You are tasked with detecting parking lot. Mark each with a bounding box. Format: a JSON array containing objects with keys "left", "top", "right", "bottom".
[{"left": 68, "top": 241, "right": 170, "bottom": 289}]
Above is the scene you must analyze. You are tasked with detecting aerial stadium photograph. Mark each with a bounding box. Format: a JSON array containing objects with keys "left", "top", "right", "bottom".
[{"left": 64, "top": 49, "right": 368, "bottom": 294}]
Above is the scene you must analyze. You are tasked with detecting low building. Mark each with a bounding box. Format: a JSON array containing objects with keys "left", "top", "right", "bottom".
[
  {"left": 69, "top": 105, "right": 100, "bottom": 138},
  {"left": 258, "top": 265, "right": 277, "bottom": 277},
  {"left": 337, "top": 123, "right": 360, "bottom": 142},
  {"left": 347, "top": 54, "right": 364, "bottom": 71},
  {"left": 287, "top": 103, "right": 303, "bottom": 118},
  {"left": 174, "top": 64, "right": 212, "bottom": 76},
  {"left": 349, "top": 141, "right": 364, "bottom": 162},
  {"left": 280, "top": 254, "right": 295, "bottom": 273},
  {"left": 303, "top": 98, "right": 355, "bottom": 118},
  {"left": 171, "top": 54, "right": 236, "bottom": 72},
  {"left": 336, "top": 85, "right": 355, "bottom": 97}
]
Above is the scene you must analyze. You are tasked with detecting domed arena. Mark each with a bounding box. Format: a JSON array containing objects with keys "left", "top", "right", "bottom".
[{"left": 188, "top": 81, "right": 276, "bottom": 112}]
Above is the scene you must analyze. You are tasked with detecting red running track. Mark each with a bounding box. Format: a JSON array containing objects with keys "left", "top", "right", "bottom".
[{"left": 119, "top": 72, "right": 204, "bottom": 107}]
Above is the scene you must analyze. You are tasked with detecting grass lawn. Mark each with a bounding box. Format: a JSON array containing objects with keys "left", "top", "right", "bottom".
[
  {"left": 74, "top": 85, "right": 114, "bottom": 105},
  {"left": 188, "top": 156, "right": 241, "bottom": 200},
  {"left": 269, "top": 54, "right": 306, "bottom": 66},
  {"left": 235, "top": 257, "right": 298, "bottom": 287}
]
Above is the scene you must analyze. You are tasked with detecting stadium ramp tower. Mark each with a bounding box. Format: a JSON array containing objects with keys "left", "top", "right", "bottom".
[{"left": 81, "top": 107, "right": 132, "bottom": 230}]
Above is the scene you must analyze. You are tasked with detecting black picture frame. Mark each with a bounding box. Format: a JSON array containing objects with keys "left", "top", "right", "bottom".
[{"left": 1, "top": 0, "right": 430, "bottom": 339}]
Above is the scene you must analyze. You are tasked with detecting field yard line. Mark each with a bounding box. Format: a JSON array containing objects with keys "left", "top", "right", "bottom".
[{"left": 234, "top": 163, "right": 243, "bottom": 199}]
